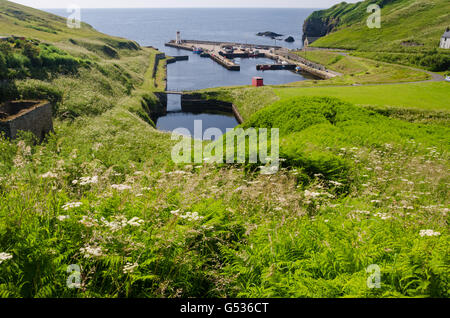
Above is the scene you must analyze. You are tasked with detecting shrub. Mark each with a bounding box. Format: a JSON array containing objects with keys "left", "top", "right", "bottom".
[
  {"left": 16, "top": 80, "right": 63, "bottom": 114},
  {"left": 0, "top": 52, "right": 7, "bottom": 79}
]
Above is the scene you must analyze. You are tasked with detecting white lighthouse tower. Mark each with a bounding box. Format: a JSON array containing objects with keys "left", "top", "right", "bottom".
[{"left": 176, "top": 31, "right": 181, "bottom": 44}]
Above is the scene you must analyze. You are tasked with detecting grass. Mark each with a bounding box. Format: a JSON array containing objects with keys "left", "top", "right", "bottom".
[
  {"left": 274, "top": 82, "right": 450, "bottom": 111},
  {"left": 309, "top": 0, "right": 450, "bottom": 53},
  {"left": 291, "top": 50, "right": 431, "bottom": 85}
]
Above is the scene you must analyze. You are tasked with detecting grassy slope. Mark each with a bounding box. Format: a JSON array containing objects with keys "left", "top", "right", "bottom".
[
  {"left": 275, "top": 82, "right": 450, "bottom": 111},
  {"left": 0, "top": 1, "right": 449, "bottom": 298},
  {"left": 291, "top": 50, "right": 430, "bottom": 85},
  {"left": 309, "top": 0, "right": 450, "bottom": 52}
]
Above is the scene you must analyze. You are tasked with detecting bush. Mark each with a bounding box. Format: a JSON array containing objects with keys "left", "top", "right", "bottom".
[
  {"left": 16, "top": 80, "right": 63, "bottom": 114},
  {"left": 0, "top": 52, "right": 7, "bottom": 79}
]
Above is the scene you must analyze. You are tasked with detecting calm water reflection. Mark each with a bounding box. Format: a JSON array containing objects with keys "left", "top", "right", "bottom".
[{"left": 156, "top": 94, "right": 239, "bottom": 140}]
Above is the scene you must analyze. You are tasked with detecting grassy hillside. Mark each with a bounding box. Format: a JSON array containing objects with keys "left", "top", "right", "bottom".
[
  {"left": 304, "top": 0, "right": 450, "bottom": 71},
  {"left": 308, "top": 0, "right": 449, "bottom": 51}
]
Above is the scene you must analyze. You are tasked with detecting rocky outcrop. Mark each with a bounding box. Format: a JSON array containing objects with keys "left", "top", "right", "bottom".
[
  {"left": 256, "top": 31, "right": 283, "bottom": 39},
  {"left": 285, "top": 36, "right": 295, "bottom": 43},
  {"left": 302, "top": 15, "right": 339, "bottom": 43}
]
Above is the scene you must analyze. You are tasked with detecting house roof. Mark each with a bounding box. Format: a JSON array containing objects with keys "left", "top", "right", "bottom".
[{"left": 443, "top": 31, "right": 450, "bottom": 39}]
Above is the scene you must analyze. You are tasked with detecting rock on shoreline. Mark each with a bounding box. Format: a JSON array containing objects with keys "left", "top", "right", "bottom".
[
  {"left": 285, "top": 36, "right": 295, "bottom": 43},
  {"left": 256, "top": 31, "right": 284, "bottom": 39}
]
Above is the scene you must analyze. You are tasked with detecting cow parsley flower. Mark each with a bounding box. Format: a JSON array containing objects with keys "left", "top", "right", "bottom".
[
  {"left": 78, "top": 176, "right": 98, "bottom": 186},
  {"left": 79, "top": 216, "right": 98, "bottom": 228},
  {"left": 0, "top": 252, "right": 13, "bottom": 264},
  {"left": 41, "top": 171, "right": 58, "bottom": 179},
  {"left": 304, "top": 190, "right": 322, "bottom": 198},
  {"left": 57, "top": 215, "right": 70, "bottom": 221},
  {"left": 127, "top": 217, "right": 144, "bottom": 227},
  {"left": 375, "top": 213, "right": 392, "bottom": 220},
  {"left": 111, "top": 184, "right": 132, "bottom": 191},
  {"left": 179, "top": 212, "right": 204, "bottom": 221},
  {"left": 419, "top": 230, "right": 441, "bottom": 237},
  {"left": 62, "top": 202, "right": 83, "bottom": 210},
  {"left": 80, "top": 245, "right": 104, "bottom": 258},
  {"left": 123, "top": 262, "right": 138, "bottom": 274}
]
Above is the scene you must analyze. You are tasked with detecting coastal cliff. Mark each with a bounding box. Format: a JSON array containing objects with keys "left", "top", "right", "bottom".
[
  {"left": 301, "top": 0, "right": 399, "bottom": 43},
  {"left": 302, "top": 13, "right": 339, "bottom": 43}
]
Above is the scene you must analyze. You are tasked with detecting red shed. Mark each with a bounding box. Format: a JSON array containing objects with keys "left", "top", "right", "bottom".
[{"left": 252, "top": 77, "right": 264, "bottom": 87}]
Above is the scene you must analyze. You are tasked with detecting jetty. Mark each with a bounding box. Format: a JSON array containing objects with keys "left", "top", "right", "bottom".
[{"left": 165, "top": 39, "right": 336, "bottom": 79}]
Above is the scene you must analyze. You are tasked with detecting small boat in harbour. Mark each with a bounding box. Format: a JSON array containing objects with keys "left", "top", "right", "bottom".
[{"left": 192, "top": 47, "right": 204, "bottom": 54}]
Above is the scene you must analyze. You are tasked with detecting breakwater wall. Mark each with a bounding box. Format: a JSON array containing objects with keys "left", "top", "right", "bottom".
[
  {"left": 167, "top": 56, "right": 189, "bottom": 64},
  {"left": 175, "top": 40, "right": 282, "bottom": 49},
  {"left": 152, "top": 53, "right": 166, "bottom": 78}
]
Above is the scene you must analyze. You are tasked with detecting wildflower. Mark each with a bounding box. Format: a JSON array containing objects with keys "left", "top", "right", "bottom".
[
  {"left": 62, "top": 202, "right": 82, "bottom": 211},
  {"left": 123, "top": 262, "right": 138, "bottom": 274},
  {"left": 57, "top": 215, "right": 70, "bottom": 221},
  {"left": 419, "top": 230, "right": 441, "bottom": 237},
  {"left": 79, "top": 216, "right": 98, "bottom": 228},
  {"left": 329, "top": 180, "right": 343, "bottom": 187},
  {"left": 78, "top": 176, "right": 98, "bottom": 186},
  {"left": 260, "top": 166, "right": 279, "bottom": 175},
  {"left": 0, "top": 252, "right": 13, "bottom": 264},
  {"left": 100, "top": 217, "right": 124, "bottom": 232},
  {"left": 92, "top": 143, "right": 103, "bottom": 151},
  {"left": 80, "top": 245, "right": 104, "bottom": 258},
  {"left": 374, "top": 213, "right": 392, "bottom": 220},
  {"left": 179, "top": 212, "right": 204, "bottom": 221},
  {"left": 111, "top": 184, "right": 132, "bottom": 191},
  {"left": 304, "top": 190, "right": 322, "bottom": 198},
  {"left": 169, "top": 171, "right": 186, "bottom": 175},
  {"left": 127, "top": 217, "right": 144, "bottom": 227},
  {"left": 41, "top": 171, "right": 58, "bottom": 179},
  {"left": 171, "top": 209, "right": 180, "bottom": 216}
]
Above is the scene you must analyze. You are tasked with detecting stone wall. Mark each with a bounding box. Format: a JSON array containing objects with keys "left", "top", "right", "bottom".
[
  {"left": 0, "top": 101, "right": 53, "bottom": 140},
  {"left": 152, "top": 53, "right": 166, "bottom": 78}
]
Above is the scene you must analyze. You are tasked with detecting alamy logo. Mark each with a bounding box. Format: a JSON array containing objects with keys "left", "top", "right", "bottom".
[
  {"left": 366, "top": 264, "right": 381, "bottom": 289},
  {"left": 66, "top": 264, "right": 81, "bottom": 289},
  {"left": 367, "top": 4, "right": 381, "bottom": 29},
  {"left": 171, "top": 120, "right": 280, "bottom": 175},
  {"left": 67, "top": 4, "right": 81, "bottom": 29}
]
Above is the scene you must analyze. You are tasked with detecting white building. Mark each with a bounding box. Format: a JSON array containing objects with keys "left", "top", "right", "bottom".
[{"left": 440, "top": 29, "right": 450, "bottom": 49}]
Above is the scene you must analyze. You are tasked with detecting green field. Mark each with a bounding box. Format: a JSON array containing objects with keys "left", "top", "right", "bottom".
[
  {"left": 289, "top": 50, "right": 431, "bottom": 85},
  {"left": 275, "top": 82, "right": 450, "bottom": 111}
]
